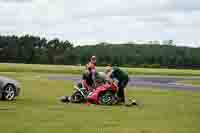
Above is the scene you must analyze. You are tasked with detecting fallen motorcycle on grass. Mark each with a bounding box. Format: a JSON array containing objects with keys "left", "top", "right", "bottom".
[{"left": 60, "top": 81, "right": 138, "bottom": 107}]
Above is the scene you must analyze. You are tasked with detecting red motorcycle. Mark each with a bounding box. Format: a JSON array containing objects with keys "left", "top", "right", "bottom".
[
  {"left": 60, "top": 80, "right": 119, "bottom": 105},
  {"left": 87, "top": 82, "right": 118, "bottom": 105}
]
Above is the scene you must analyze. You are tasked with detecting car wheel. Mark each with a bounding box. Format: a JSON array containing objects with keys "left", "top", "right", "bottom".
[{"left": 2, "top": 84, "right": 16, "bottom": 101}]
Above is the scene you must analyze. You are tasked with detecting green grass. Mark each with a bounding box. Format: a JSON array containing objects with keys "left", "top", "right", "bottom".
[
  {"left": 1, "top": 63, "right": 200, "bottom": 76},
  {"left": 0, "top": 72, "right": 200, "bottom": 133},
  {"left": 177, "top": 80, "right": 200, "bottom": 86}
]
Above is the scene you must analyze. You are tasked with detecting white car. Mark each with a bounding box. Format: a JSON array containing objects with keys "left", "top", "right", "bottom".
[{"left": 0, "top": 76, "right": 21, "bottom": 101}]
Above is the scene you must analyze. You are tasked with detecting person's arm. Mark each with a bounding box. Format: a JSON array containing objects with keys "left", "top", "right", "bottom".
[
  {"left": 83, "top": 80, "right": 94, "bottom": 91},
  {"left": 82, "top": 80, "right": 89, "bottom": 90},
  {"left": 106, "top": 70, "right": 116, "bottom": 83},
  {"left": 107, "top": 70, "right": 113, "bottom": 78},
  {"left": 82, "top": 73, "right": 91, "bottom": 90},
  {"left": 85, "top": 63, "right": 89, "bottom": 71}
]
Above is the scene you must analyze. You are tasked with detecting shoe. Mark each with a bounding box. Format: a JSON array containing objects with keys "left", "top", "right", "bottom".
[
  {"left": 131, "top": 99, "right": 137, "bottom": 105},
  {"left": 125, "top": 99, "right": 137, "bottom": 107}
]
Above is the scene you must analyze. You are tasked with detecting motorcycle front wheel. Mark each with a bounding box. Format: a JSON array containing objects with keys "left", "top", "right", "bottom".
[{"left": 98, "top": 92, "right": 117, "bottom": 105}]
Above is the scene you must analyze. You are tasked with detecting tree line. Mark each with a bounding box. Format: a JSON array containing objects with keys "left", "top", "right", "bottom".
[{"left": 0, "top": 35, "right": 200, "bottom": 69}]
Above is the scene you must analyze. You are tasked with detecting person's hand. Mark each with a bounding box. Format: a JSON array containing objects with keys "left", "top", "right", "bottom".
[
  {"left": 85, "top": 70, "right": 89, "bottom": 74},
  {"left": 108, "top": 78, "right": 113, "bottom": 83},
  {"left": 88, "top": 86, "right": 94, "bottom": 92}
]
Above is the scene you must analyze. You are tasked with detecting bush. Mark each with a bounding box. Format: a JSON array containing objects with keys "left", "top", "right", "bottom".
[
  {"left": 149, "top": 64, "right": 161, "bottom": 68},
  {"left": 139, "top": 64, "right": 149, "bottom": 68}
]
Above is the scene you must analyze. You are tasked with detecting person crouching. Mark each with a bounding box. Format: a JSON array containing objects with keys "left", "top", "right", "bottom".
[{"left": 105, "top": 65, "right": 129, "bottom": 103}]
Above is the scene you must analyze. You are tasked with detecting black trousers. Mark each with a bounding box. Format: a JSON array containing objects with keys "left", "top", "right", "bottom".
[{"left": 117, "top": 78, "right": 129, "bottom": 102}]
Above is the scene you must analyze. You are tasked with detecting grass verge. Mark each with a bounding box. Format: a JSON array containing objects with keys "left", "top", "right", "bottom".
[{"left": 0, "top": 72, "right": 200, "bottom": 133}]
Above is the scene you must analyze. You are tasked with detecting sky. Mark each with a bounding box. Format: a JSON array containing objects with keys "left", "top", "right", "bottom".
[{"left": 0, "top": 0, "right": 200, "bottom": 47}]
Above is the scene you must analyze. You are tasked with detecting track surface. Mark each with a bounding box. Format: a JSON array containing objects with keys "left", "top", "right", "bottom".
[{"left": 48, "top": 75, "right": 200, "bottom": 91}]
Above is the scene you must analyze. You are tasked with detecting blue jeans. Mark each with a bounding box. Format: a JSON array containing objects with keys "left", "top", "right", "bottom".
[{"left": 117, "top": 78, "right": 129, "bottom": 102}]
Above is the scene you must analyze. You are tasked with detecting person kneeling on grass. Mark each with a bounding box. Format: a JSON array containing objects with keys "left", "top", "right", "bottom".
[{"left": 104, "top": 65, "right": 129, "bottom": 103}]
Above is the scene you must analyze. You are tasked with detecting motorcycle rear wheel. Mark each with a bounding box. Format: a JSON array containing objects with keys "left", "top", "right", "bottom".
[{"left": 71, "top": 91, "right": 85, "bottom": 103}]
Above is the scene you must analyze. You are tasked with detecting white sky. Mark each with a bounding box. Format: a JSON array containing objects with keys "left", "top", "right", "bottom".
[{"left": 0, "top": 0, "right": 200, "bottom": 47}]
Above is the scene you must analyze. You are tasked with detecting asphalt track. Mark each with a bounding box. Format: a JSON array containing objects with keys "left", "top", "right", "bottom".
[{"left": 48, "top": 75, "right": 200, "bottom": 91}]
